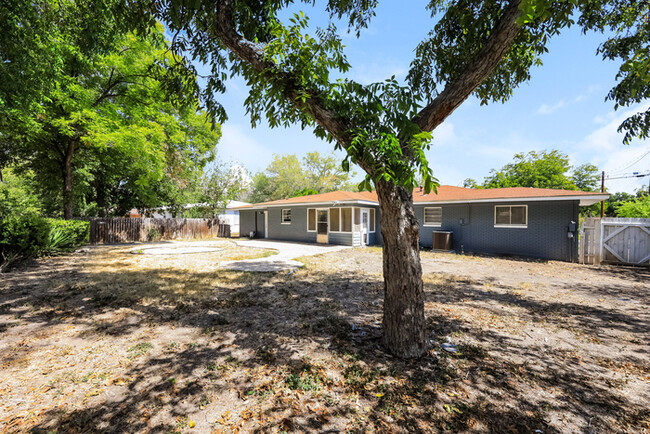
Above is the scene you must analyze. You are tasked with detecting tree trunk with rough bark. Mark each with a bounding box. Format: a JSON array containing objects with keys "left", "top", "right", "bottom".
[
  {"left": 62, "top": 140, "right": 75, "bottom": 219},
  {"left": 376, "top": 179, "right": 427, "bottom": 358}
]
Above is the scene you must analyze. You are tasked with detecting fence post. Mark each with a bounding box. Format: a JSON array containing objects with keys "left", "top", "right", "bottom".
[{"left": 595, "top": 218, "right": 603, "bottom": 266}]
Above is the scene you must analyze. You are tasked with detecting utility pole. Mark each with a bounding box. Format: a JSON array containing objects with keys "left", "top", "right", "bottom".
[{"left": 600, "top": 170, "right": 605, "bottom": 217}]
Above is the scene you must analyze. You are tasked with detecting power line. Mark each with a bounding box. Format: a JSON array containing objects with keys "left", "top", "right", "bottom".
[
  {"left": 607, "top": 146, "right": 650, "bottom": 174},
  {"left": 605, "top": 170, "right": 650, "bottom": 180}
]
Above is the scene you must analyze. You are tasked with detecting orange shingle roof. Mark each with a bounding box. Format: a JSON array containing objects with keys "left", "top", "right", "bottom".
[
  {"left": 413, "top": 185, "right": 606, "bottom": 202},
  {"left": 236, "top": 185, "right": 606, "bottom": 208}
]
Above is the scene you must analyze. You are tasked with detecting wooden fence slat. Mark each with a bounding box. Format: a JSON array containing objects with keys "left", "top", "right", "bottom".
[{"left": 87, "top": 217, "right": 228, "bottom": 244}]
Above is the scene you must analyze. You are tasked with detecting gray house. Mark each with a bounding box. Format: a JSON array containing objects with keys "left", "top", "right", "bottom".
[{"left": 237, "top": 186, "right": 608, "bottom": 261}]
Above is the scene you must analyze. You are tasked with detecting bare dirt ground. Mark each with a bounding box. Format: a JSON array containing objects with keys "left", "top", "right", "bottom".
[{"left": 0, "top": 241, "right": 648, "bottom": 433}]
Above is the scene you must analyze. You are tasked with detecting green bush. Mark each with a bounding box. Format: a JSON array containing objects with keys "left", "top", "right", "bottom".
[
  {"left": 45, "top": 219, "right": 90, "bottom": 252},
  {"left": 1, "top": 170, "right": 90, "bottom": 269},
  {"left": 1, "top": 171, "right": 50, "bottom": 267},
  {"left": 0, "top": 212, "right": 50, "bottom": 260}
]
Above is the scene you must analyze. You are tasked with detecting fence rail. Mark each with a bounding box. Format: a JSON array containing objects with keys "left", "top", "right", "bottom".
[
  {"left": 579, "top": 217, "right": 650, "bottom": 266},
  {"left": 89, "top": 218, "right": 230, "bottom": 244}
]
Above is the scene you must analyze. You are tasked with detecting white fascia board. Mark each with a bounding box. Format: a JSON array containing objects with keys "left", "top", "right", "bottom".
[
  {"left": 244, "top": 200, "right": 379, "bottom": 210},
  {"left": 416, "top": 195, "right": 609, "bottom": 206}
]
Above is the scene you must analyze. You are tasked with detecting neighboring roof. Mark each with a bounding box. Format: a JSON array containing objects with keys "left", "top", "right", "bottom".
[
  {"left": 236, "top": 185, "right": 609, "bottom": 209},
  {"left": 225, "top": 200, "right": 252, "bottom": 209},
  {"left": 147, "top": 201, "right": 252, "bottom": 212}
]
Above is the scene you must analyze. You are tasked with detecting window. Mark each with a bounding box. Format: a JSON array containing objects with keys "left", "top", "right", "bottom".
[
  {"left": 307, "top": 209, "right": 316, "bottom": 231},
  {"left": 341, "top": 208, "right": 352, "bottom": 232},
  {"left": 330, "top": 208, "right": 340, "bottom": 232},
  {"left": 354, "top": 208, "right": 360, "bottom": 225},
  {"left": 369, "top": 209, "right": 375, "bottom": 232},
  {"left": 494, "top": 205, "right": 527, "bottom": 227},
  {"left": 423, "top": 207, "right": 442, "bottom": 226},
  {"left": 281, "top": 209, "right": 292, "bottom": 224}
]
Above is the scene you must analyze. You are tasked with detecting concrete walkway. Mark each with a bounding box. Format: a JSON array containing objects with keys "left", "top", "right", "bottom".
[{"left": 219, "top": 239, "right": 350, "bottom": 272}]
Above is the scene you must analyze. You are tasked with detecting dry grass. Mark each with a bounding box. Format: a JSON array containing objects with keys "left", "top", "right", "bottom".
[{"left": 0, "top": 242, "right": 648, "bottom": 433}]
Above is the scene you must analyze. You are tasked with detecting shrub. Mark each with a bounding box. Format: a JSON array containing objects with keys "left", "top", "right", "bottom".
[
  {"left": 0, "top": 172, "right": 50, "bottom": 268},
  {"left": 0, "top": 212, "right": 50, "bottom": 260},
  {"left": 45, "top": 219, "right": 90, "bottom": 252},
  {"left": 147, "top": 227, "right": 161, "bottom": 241}
]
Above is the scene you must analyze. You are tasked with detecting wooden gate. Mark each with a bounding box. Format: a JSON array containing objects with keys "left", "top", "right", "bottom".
[{"left": 579, "top": 217, "right": 650, "bottom": 266}]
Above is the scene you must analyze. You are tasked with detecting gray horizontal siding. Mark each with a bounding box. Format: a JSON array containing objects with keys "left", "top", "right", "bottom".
[
  {"left": 267, "top": 207, "right": 317, "bottom": 242},
  {"left": 415, "top": 201, "right": 579, "bottom": 261},
  {"left": 239, "top": 210, "right": 260, "bottom": 238},
  {"left": 328, "top": 232, "right": 353, "bottom": 246}
]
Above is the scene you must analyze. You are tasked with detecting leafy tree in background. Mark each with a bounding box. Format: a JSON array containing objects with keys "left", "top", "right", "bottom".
[
  {"left": 7, "top": 28, "right": 218, "bottom": 218},
  {"left": 465, "top": 150, "right": 600, "bottom": 191},
  {"left": 66, "top": 0, "right": 650, "bottom": 357},
  {"left": 616, "top": 196, "right": 650, "bottom": 218},
  {"left": 249, "top": 152, "right": 354, "bottom": 202},
  {"left": 190, "top": 164, "right": 252, "bottom": 217},
  {"left": 1, "top": 1, "right": 214, "bottom": 218},
  {"left": 0, "top": 0, "right": 138, "bottom": 179},
  {"left": 604, "top": 190, "right": 649, "bottom": 217},
  {"left": 303, "top": 151, "right": 354, "bottom": 193}
]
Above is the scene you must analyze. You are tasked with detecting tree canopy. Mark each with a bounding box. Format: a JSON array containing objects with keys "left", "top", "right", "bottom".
[
  {"left": 463, "top": 150, "right": 600, "bottom": 191},
  {"left": 249, "top": 152, "right": 354, "bottom": 203},
  {"left": 615, "top": 195, "right": 650, "bottom": 217},
  {"left": 1, "top": 2, "right": 219, "bottom": 218}
]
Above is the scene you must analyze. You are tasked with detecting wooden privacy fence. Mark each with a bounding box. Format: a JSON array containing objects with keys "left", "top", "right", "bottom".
[
  {"left": 579, "top": 217, "right": 650, "bottom": 266},
  {"left": 89, "top": 218, "right": 230, "bottom": 244}
]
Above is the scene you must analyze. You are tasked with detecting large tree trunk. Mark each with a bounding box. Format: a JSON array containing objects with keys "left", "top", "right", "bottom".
[
  {"left": 62, "top": 140, "right": 75, "bottom": 219},
  {"left": 376, "top": 179, "right": 427, "bottom": 358}
]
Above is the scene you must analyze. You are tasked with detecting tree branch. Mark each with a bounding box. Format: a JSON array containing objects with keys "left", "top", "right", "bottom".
[
  {"left": 212, "top": 0, "right": 365, "bottom": 168},
  {"left": 414, "top": 0, "right": 522, "bottom": 132}
]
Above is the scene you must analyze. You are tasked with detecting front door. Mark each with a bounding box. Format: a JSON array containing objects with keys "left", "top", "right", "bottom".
[
  {"left": 360, "top": 209, "right": 369, "bottom": 246},
  {"left": 317, "top": 209, "right": 328, "bottom": 244}
]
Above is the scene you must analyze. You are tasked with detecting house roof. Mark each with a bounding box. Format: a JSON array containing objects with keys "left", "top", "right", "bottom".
[
  {"left": 236, "top": 190, "right": 379, "bottom": 209},
  {"left": 236, "top": 185, "right": 609, "bottom": 209}
]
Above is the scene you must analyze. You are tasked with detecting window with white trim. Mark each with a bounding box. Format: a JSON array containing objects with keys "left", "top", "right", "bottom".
[
  {"left": 369, "top": 209, "right": 375, "bottom": 232},
  {"left": 341, "top": 208, "right": 352, "bottom": 232},
  {"left": 281, "top": 209, "right": 292, "bottom": 224},
  {"left": 423, "top": 207, "right": 442, "bottom": 226},
  {"left": 494, "top": 205, "right": 527, "bottom": 227},
  {"left": 307, "top": 209, "right": 316, "bottom": 231},
  {"left": 330, "top": 208, "right": 340, "bottom": 232}
]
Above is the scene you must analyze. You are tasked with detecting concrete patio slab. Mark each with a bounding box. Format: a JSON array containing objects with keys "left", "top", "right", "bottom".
[{"left": 219, "top": 239, "right": 350, "bottom": 272}]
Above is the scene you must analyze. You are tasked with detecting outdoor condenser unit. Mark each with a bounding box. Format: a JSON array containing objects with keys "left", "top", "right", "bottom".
[{"left": 432, "top": 231, "right": 453, "bottom": 251}]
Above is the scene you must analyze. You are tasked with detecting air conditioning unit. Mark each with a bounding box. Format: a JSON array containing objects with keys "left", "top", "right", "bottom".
[{"left": 433, "top": 231, "right": 453, "bottom": 251}]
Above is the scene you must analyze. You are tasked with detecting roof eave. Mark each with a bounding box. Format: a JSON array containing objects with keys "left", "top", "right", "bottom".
[
  {"left": 416, "top": 194, "right": 610, "bottom": 206},
  {"left": 237, "top": 199, "right": 379, "bottom": 210}
]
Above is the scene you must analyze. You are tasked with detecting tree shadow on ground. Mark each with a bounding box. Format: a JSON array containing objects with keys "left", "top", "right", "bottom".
[{"left": 1, "top": 252, "right": 648, "bottom": 432}]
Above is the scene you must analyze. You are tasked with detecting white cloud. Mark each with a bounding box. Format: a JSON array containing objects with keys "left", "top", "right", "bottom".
[
  {"left": 537, "top": 99, "right": 568, "bottom": 115},
  {"left": 575, "top": 102, "right": 650, "bottom": 193},
  {"left": 536, "top": 87, "right": 598, "bottom": 115}
]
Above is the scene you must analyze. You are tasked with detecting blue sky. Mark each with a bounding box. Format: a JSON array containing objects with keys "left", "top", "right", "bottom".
[{"left": 210, "top": 1, "right": 650, "bottom": 194}]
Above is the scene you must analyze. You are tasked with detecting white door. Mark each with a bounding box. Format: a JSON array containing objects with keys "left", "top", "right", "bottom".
[
  {"left": 316, "top": 209, "right": 328, "bottom": 243},
  {"left": 360, "top": 209, "right": 369, "bottom": 246}
]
